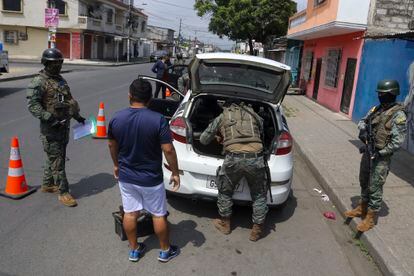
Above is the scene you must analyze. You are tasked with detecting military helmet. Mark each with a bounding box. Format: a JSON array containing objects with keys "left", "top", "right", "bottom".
[
  {"left": 376, "top": 80, "right": 400, "bottom": 96},
  {"left": 41, "top": 48, "right": 64, "bottom": 65}
]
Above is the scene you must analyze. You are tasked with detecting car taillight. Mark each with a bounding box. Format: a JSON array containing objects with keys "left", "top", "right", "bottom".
[
  {"left": 170, "top": 117, "right": 187, "bottom": 143},
  {"left": 275, "top": 131, "right": 292, "bottom": 155}
]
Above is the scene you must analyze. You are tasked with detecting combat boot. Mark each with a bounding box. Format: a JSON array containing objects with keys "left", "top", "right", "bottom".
[
  {"left": 356, "top": 209, "right": 377, "bottom": 232},
  {"left": 344, "top": 201, "right": 368, "bottom": 219},
  {"left": 213, "top": 217, "right": 231, "bottom": 235},
  {"left": 249, "top": 223, "right": 264, "bottom": 242},
  {"left": 58, "top": 193, "right": 77, "bottom": 207},
  {"left": 41, "top": 185, "right": 59, "bottom": 194}
]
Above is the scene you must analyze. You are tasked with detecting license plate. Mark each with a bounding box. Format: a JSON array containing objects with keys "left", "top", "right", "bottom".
[{"left": 206, "top": 176, "right": 244, "bottom": 192}]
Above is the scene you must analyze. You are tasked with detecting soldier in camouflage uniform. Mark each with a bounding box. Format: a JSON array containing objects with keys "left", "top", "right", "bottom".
[
  {"left": 200, "top": 101, "right": 268, "bottom": 241},
  {"left": 27, "top": 48, "right": 86, "bottom": 207},
  {"left": 345, "top": 80, "right": 407, "bottom": 232}
]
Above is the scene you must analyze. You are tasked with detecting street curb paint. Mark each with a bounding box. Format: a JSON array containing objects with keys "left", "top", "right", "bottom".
[{"left": 293, "top": 139, "right": 409, "bottom": 276}]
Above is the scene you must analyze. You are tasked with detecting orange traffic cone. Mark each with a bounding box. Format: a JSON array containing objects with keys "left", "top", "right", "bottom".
[
  {"left": 165, "top": 88, "right": 171, "bottom": 97},
  {"left": 0, "top": 137, "right": 36, "bottom": 199},
  {"left": 93, "top": 102, "right": 108, "bottom": 139}
]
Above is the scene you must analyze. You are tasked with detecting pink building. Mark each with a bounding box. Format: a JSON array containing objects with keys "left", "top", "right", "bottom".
[{"left": 287, "top": 0, "right": 370, "bottom": 116}]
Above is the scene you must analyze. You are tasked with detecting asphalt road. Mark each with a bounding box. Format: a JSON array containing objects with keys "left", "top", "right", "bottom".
[{"left": 0, "top": 64, "right": 380, "bottom": 276}]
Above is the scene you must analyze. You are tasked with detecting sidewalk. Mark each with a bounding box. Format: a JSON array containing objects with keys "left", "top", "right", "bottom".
[
  {"left": 284, "top": 95, "right": 414, "bottom": 276},
  {"left": 0, "top": 65, "right": 73, "bottom": 82}
]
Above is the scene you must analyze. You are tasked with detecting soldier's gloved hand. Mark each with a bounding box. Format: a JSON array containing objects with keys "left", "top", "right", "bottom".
[
  {"left": 359, "top": 146, "right": 366, "bottom": 154},
  {"left": 76, "top": 116, "right": 86, "bottom": 125}
]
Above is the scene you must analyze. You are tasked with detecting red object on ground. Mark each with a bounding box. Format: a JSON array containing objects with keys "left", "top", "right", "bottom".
[{"left": 323, "top": 211, "right": 336, "bottom": 220}]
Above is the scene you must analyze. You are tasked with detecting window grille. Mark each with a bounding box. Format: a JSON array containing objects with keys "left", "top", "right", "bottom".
[{"left": 324, "top": 49, "right": 342, "bottom": 88}]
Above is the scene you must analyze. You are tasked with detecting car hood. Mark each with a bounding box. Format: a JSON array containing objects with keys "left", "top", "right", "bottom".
[{"left": 189, "top": 53, "right": 291, "bottom": 105}]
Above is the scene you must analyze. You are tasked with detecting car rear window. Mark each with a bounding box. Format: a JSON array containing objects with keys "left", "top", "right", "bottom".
[{"left": 198, "top": 62, "right": 283, "bottom": 94}]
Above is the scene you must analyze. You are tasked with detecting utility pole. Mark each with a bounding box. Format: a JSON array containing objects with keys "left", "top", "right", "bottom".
[
  {"left": 127, "top": 0, "right": 133, "bottom": 62},
  {"left": 177, "top": 18, "right": 182, "bottom": 52}
]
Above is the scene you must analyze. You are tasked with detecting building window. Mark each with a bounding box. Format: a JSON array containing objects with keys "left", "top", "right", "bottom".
[
  {"left": 106, "top": 9, "right": 113, "bottom": 24},
  {"left": 4, "top": 31, "right": 18, "bottom": 44},
  {"left": 141, "top": 20, "right": 146, "bottom": 32},
  {"left": 303, "top": 51, "right": 314, "bottom": 82},
  {"left": 314, "top": 0, "right": 326, "bottom": 7},
  {"left": 55, "top": 0, "right": 67, "bottom": 15},
  {"left": 324, "top": 49, "right": 342, "bottom": 88},
  {"left": 2, "top": 0, "right": 22, "bottom": 12}
]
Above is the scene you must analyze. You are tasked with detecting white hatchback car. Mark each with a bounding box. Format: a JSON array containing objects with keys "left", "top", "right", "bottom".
[{"left": 142, "top": 53, "right": 293, "bottom": 206}]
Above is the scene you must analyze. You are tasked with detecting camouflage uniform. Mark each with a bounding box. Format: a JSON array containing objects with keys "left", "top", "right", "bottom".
[
  {"left": 27, "top": 70, "right": 82, "bottom": 195},
  {"left": 358, "top": 104, "right": 407, "bottom": 211},
  {"left": 200, "top": 104, "right": 268, "bottom": 224}
]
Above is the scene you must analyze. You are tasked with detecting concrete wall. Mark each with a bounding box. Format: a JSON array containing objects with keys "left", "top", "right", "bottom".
[
  {"left": 368, "top": 0, "right": 413, "bottom": 34},
  {"left": 0, "top": 27, "right": 48, "bottom": 59},
  {"left": 352, "top": 39, "right": 414, "bottom": 154},
  {"left": 336, "top": 0, "right": 369, "bottom": 25},
  {"left": 302, "top": 32, "right": 364, "bottom": 114}
]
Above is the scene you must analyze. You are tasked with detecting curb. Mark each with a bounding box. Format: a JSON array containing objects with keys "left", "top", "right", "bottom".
[
  {"left": 0, "top": 70, "right": 73, "bottom": 83},
  {"left": 293, "top": 139, "right": 409, "bottom": 276}
]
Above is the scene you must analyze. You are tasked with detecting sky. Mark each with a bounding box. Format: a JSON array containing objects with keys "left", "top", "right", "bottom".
[{"left": 135, "top": 0, "right": 307, "bottom": 50}]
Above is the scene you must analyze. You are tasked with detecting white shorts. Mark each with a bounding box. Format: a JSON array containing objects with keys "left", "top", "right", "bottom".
[{"left": 118, "top": 181, "right": 167, "bottom": 216}]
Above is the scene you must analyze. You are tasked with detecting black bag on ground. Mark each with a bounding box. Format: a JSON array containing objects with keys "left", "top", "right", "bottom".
[{"left": 112, "top": 206, "right": 169, "bottom": 241}]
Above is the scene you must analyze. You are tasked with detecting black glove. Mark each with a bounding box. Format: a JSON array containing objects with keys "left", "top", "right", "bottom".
[
  {"left": 359, "top": 146, "right": 366, "bottom": 154},
  {"left": 76, "top": 116, "right": 86, "bottom": 125}
]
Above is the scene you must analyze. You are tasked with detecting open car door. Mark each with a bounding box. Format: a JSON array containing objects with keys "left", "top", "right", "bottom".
[{"left": 138, "top": 75, "right": 184, "bottom": 120}]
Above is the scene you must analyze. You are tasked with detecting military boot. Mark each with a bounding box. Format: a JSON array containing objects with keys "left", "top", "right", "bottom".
[
  {"left": 249, "top": 224, "right": 264, "bottom": 242},
  {"left": 41, "top": 185, "right": 59, "bottom": 194},
  {"left": 213, "top": 217, "right": 231, "bottom": 235},
  {"left": 344, "top": 201, "right": 368, "bottom": 218},
  {"left": 58, "top": 193, "right": 77, "bottom": 207},
  {"left": 356, "top": 209, "right": 377, "bottom": 232}
]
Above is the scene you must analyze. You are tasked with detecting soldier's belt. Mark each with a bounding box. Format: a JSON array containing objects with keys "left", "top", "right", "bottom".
[{"left": 225, "top": 152, "right": 263, "bottom": 158}]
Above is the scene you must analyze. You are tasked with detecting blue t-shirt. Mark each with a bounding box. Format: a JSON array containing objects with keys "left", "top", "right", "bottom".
[{"left": 108, "top": 107, "right": 172, "bottom": 187}]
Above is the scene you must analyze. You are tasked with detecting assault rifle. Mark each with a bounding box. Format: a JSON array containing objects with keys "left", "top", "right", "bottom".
[
  {"left": 359, "top": 112, "right": 376, "bottom": 189},
  {"left": 263, "top": 151, "right": 273, "bottom": 203}
]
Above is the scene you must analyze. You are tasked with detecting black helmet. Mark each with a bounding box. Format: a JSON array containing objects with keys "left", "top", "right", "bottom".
[
  {"left": 41, "top": 48, "right": 64, "bottom": 65},
  {"left": 376, "top": 80, "right": 400, "bottom": 96},
  {"left": 176, "top": 52, "right": 183, "bottom": 59}
]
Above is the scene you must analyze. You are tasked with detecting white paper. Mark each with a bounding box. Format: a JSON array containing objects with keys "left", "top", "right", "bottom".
[{"left": 73, "top": 120, "right": 93, "bottom": 140}]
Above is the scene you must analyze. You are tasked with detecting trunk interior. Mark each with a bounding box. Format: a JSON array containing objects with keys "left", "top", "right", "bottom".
[{"left": 188, "top": 94, "right": 278, "bottom": 158}]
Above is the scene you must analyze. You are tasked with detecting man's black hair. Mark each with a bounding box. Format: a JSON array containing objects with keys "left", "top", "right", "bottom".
[{"left": 129, "top": 79, "right": 152, "bottom": 104}]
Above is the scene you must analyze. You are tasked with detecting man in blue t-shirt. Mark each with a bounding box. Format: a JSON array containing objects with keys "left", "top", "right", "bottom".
[{"left": 108, "top": 79, "right": 180, "bottom": 263}]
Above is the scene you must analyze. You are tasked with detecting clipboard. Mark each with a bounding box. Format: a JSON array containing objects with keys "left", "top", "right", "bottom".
[{"left": 72, "top": 118, "right": 95, "bottom": 140}]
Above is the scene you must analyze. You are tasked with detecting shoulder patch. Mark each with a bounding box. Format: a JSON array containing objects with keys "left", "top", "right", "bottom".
[{"left": 395, "top": 113, "right": 407, "bottom": 125}]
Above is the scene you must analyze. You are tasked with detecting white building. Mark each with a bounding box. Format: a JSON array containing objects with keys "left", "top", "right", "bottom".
[{"left": 0, "top": 0, "right": 147, "bottom": 60}]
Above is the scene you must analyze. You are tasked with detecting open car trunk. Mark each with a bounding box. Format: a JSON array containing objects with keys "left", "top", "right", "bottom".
[{"left": 188, "top": 94, "right": 278, "bottom": 158}]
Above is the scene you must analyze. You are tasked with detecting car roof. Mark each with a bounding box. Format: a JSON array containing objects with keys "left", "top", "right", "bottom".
[{"left": 195, "top": 53, "right": 291, "bottom": 71}]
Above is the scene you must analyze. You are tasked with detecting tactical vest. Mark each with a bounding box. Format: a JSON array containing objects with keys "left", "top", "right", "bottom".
[
  {"left": 220, "top": 103, "right": 262, "bottom": 147},
  {"left": 39, "top": 73, "right": 79, "bottom": 122},
  {"left": 371, "top": 104, "right": 405, "bottom": 149}
]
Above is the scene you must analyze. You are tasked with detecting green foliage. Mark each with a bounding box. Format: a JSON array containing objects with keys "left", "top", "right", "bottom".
[{"left": 194, "top": 0, "right": 296, "bottom": 46}]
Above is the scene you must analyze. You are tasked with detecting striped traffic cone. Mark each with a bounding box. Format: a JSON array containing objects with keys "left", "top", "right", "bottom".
[
  {"left": 93, "top": 102, "right": 108, "bottom": 139},
  {"left": 0, "top": 137, "right": 36, "bottom": 199},
  {"left": 165, "top": 88, "right": 171, "bottom": 97}
]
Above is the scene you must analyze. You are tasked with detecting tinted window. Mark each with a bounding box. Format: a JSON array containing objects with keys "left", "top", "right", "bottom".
[
  {"left": 3, "top": 0, "right": 21, "bottom": 11},
  {"left": 198, "top": 63, "right": 283, "bottom": 94}
]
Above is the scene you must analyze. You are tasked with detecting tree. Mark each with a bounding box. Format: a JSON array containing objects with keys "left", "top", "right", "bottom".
[{"left": 194, "top": 0, "right": 296, "bottom": 55}]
